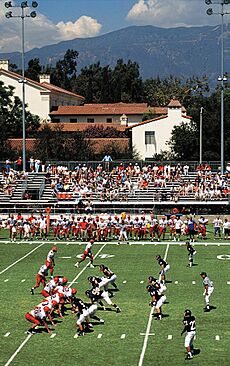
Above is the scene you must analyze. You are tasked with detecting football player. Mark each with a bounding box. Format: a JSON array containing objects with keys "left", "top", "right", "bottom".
[
  {"left": 75, "top": 238, "right": 94, "bottom": 268},
  {"left": 25, "top": 304, "right": 53, "bottom": 334},
  {"left": 30, "top": 264, "right": 48, "bottom": 295},
  {"left": 200, "top": 272, "right": 214, "bottom": 312},
  {"left": 147, "top": 276, "right": 166, "bottom": 294},
  {"left": 73, "top": 297, "right": 104, "bottom": 336},
  {"left": 155, "top": 255, "right": 170, "bottom": 284},
  {"left": 146, "top": 284, "right": 166, "bottom": 320},
  {"left": 186, "top": 242, "right": 196, "bottom": 267},
  {"left": 87, "top": 276, "right": 121, "bottom": 313},
  {"left": 99, "top": 264, "right": 118, "bottom": 292},
  {"left": 181, "top": 309, "right": 196, "bottom": 360},
  {"left": 46, "top": 246, "right": 57, "bottom": 275}
]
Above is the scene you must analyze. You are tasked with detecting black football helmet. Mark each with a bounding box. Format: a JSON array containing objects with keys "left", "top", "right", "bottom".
[{"left": 184, "top": 309, "right": 192, "bottom": 317}]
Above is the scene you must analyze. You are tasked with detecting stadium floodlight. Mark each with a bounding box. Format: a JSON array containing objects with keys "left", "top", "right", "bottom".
[
  {"left": 21, "top": 1, "right": 28, "bottom": 8},
  {"left": 4, "top": 1, "right": 12, "bottom": 8},
  {"left": 5, "top": 11, "right": 12, "bottom": 18},
  {"left": 207, "top": 8, "right": 213, "bottom": 15},
  {"left": 5, "top": 1, "right": 39, "bottom": 172},
  {"left": 205, "top": 0, "right": 230, "bottom": 175},
  {"left": 30, "top": 10, "right": 36, "bottom": 17},
  {"left": 32, "top": 1, "right": 38, "bottom": 7}
]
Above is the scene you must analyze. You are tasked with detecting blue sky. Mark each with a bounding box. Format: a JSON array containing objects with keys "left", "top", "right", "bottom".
[{"left": 0, "top": 0, "right": 228, "bottom": 53}]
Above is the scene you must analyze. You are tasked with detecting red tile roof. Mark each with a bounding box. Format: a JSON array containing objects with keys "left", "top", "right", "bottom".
[
  {"left": 167, "top": 99, "right": 182, "bottom": 107},
  {"left": 50, "top": 103, "right": 168, "bottom": 116},
  {"left": 0, "top": 68, "right": 85, "bottom": 100}
]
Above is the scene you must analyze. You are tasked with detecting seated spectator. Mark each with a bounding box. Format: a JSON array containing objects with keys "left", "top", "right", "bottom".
[{"left": 22, "top": 190, "right": 31, "bottom": 200}]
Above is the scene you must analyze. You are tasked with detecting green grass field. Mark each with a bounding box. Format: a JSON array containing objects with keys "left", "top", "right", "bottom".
[{"left": 0, "top": 232, "right": 230, "bottom": 366}]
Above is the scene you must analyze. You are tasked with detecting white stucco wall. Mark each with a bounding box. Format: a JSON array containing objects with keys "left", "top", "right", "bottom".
[
  {"left": 0, "top": 74, "right": 50, "bottom": 120},
  {"left": 51, "top": 114, "right": 142, "bottom": 124},
  {"left": 131, "top": 109, "right": 190, "bottom": 160}
]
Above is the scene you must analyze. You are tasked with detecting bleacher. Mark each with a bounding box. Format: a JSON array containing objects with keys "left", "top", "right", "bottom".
[{"left": 0, "top": 166, "right": 229, "bottom": 215}]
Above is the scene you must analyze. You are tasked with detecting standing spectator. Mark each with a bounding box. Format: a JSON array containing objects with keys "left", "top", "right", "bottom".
[
  {"left": 35, "top": 159, "right": 41, "bottom": 173},
  {"left": 183, "top": 164, "right": 189, "bottom": 176},
  {"left": 29, "top": 157, "right": 35, "bottom": 172},
  {"left": 102, "top": 154, "right": 112, "bottom": 171},
  {"left": 16, "top": 156, "right": 22, "bottom": 171},
  {"left": 5, "top": 159, "right": 11, "bottom": 173},
  {"left": 223, "top": 218, "right": 230, "bottom": 239},
  {"left": 213, "top": 216, "right": 223, "bottom": 239}
]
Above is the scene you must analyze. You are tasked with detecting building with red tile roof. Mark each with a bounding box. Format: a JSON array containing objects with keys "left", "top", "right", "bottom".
[{"left": 0, "top": 60, "right": 84, "bottom": 121}]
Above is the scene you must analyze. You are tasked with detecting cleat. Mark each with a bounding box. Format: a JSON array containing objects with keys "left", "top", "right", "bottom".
[
  {"left": 30, "top": 288, "right": 34, "bottom": 295},
  {"left": 78, "top": 331, "right": 85, "bottom": 336},
  {"left": 100, "top": 319, "right": 105, "bottom": 323},
  {"left": 185, "top": 354, "right": 193, "bottom": 360},
  {"left": 90, "top": 264, "right": 94, "bottom": 268},
  {"left": 74, "top": 262, "right": 79, "bottom": 268},
  {"left": 116, "top": 307, "right": 121, "bottom": 313}
]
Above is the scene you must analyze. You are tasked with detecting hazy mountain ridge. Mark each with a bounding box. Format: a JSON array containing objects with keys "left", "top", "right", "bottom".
[{"left": 1, "top": 25, "right": 230, "bottom": 81}]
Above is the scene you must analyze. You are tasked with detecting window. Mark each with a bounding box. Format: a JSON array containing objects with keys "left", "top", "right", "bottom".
[
  {"left": 87, "top": 118, "right": 95, "bottom": 123},
  {"left": 106, "top": 118, "right": 112, "bottom": 123},
  {"left": 145, "top": 131, "right": 155, "bottom": 145},
  {"left": 70, "top": 118, "right": 78, "bottom": 122},
  {"left": 52, "top": 118, "right": 60, "bottom": 123}
]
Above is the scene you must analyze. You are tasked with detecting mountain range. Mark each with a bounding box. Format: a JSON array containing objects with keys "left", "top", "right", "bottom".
[{"left": 1, "top": 25, "right": 230, "bottom": 82}]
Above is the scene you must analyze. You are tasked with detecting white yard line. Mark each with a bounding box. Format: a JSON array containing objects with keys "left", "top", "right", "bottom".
[
  {"left": 138, "top": 242, "right": 170, "bottom": 366},
  {"left": 0, "top": 244, "right": 44, "bottom": 275},
  {"left": 4, "top": 334, "right": 33, "bottom": 366},
  {"left": 3, "top": 243, "right": 107, "bottom": 366}
]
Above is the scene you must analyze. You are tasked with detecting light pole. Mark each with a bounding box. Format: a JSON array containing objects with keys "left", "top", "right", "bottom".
[
  {"left": 200, "top": 107, "right": 204, "bottom": 165},
  {"left": 5, "top": 1, "right": 38, "bottom": 172},
  {"left": 205, "top": 0, "right": 230, "bottom": 175}
]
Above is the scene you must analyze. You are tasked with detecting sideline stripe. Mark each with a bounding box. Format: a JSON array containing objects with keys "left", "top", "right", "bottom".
[
  {"left": 3, "top": 243, "right": 106, "bottom": 366},
  {"left": 4, "top": 334, "right": 33, "bottom": 366},
  {"left": 0, "top": 244, "right": 44, "bottom": 275},
  {"left": 138, "top": 243, "right": 170, "bottom": 366},
  {"left": 0, "top": 240, "right": 229, "bottom": 246}
]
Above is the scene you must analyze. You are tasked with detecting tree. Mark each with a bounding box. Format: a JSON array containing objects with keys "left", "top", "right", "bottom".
[
  {"left": 33, "top": 124, "right": 94, "bottom": 161},
  {"left": 49, "top": 49, "right": 78, "bottom": 90},
  {"left": 143, "top": 75, "right": 209, "bottom": 107},
  {"left": 0, "top": 81, "right": 40, "bottom": 159},
  {"left": 25, "top": 58, "right": 42, "bottom": 82},
  {"left": 167, "top": 89, "right": 230, "bottom": 162},
  {"left": 111, "top": 59, "right": 143, "bottom": 102}
]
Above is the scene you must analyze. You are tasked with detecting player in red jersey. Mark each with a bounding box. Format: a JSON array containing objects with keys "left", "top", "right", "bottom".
[
  {"left": 75, "top": 238, "right": 94, "bottom": 268},
  {"left": 46, "top": 246, "right": 57, "bottom": 275}
]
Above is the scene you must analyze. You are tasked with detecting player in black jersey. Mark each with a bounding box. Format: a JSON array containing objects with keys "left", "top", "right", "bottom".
[
  {"left": 181, "top": 309, "right": 196, "bottom": 360},
  {"left": 155, "top": 255, "right": 170, "bottom": 284},
  {"left": 186, "top": 242, "right": 197, "bottom": 267},
  {"left": 99, "top": 264, "right": 118, "bottom": 292},
  {"left": 87, "top": 276, "right": 121, "bottom": 313},
  {"left": 73, "top": 297, "right": 104, "bottom": 336},
  {"left": 146, "top": 284, "right": 166, "bottom": 320}
]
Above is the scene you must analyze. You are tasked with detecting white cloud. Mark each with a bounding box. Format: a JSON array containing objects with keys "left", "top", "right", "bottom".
[
  {"left": 0, "top": 2, "right": 102, "bottom": 53},
  {"left": 56, "top": 16, "right": 102, "bottom": 40},
  {"left": 126, "top": 0, "right": 221, "bottom": 28}
]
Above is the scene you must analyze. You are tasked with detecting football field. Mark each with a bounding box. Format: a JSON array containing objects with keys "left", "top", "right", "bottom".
[{"left": 0, "top": 238, "right": 230, "bottom": 366}]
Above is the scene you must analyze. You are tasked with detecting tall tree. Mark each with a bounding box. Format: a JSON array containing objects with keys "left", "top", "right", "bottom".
[
  {"left": 25, "top": 58, "right": 42, "bottom": 82},
  {"left": 0, "top": 81, "right": 40, "bottom": 159},
  {"left": 50, "top": 49, "right": 78, "bottom": 90}
]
